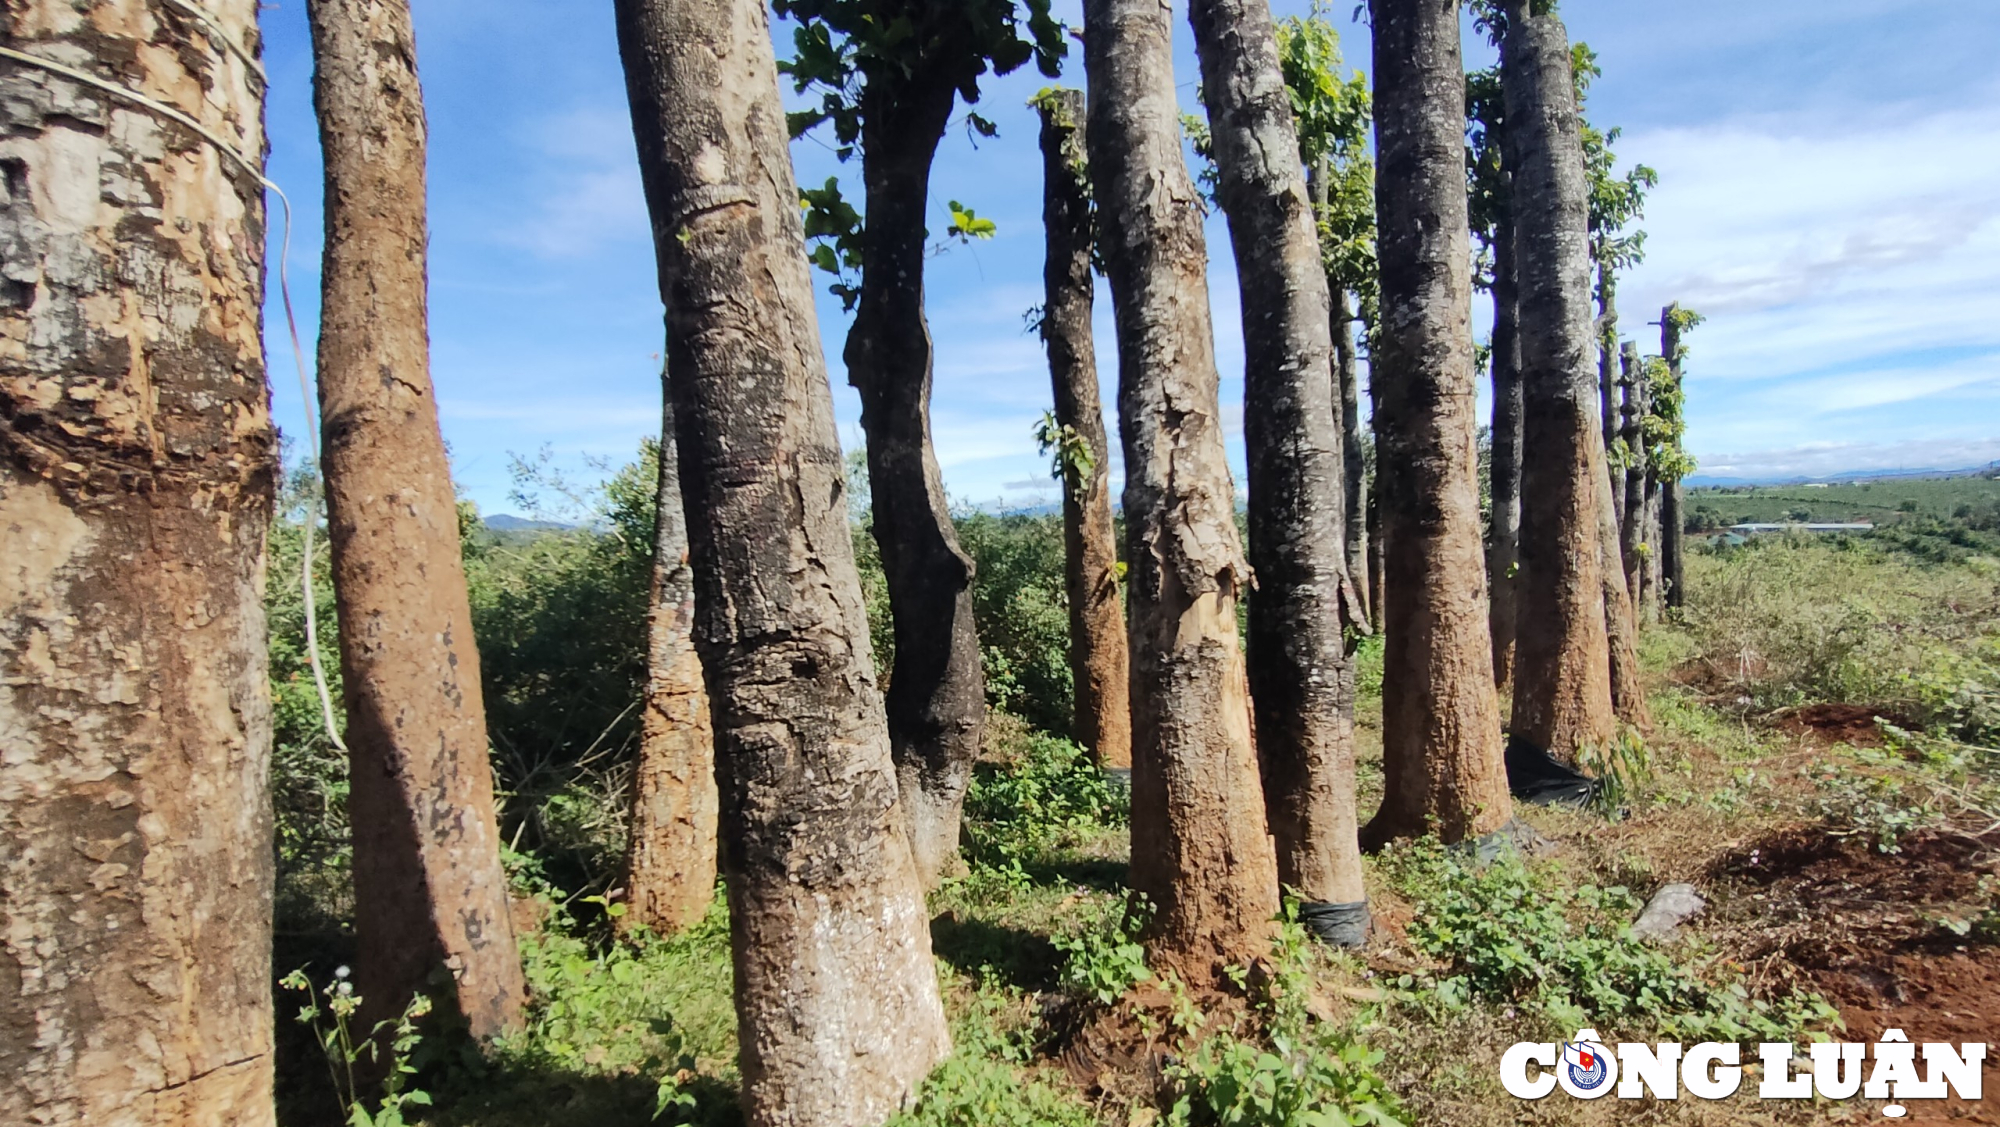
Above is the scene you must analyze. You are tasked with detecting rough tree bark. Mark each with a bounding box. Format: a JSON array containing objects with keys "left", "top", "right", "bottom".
[
  {"left": 1501, "top": 0, "right": 1615, "bottom": 762},
  {"left": 1190, "top": 0, "right": 1367, "bottom": 936},
  {"left": 1487, "top": 219, "right": 1523, "bottom": 687},
  {"left": 1618, "top": 341, "right": 1647, "bottom": 607},
  {"left": 845, "top": 59, "right": 984, "bottom": 889},
  {"left": 1659, "top": 304, "right": 1687, "bottom": 612},
  {"left": 613, "top": 0, "right": 952, "bottom": 1121},
  {"left": 1596, "top": 450, "right": 1652, "bottom": 731},
  {"left": 619, "top": 392, "right": 717, "bottom": 936},
  {"left": 0, "top": 3, "right": 277, "bottom": 1120},
  {"left": 1084, "top": 0, "right": 1280, "bottom": 977},
  {"left": 1035, "top": 89, "right": 1131, "bottom": 770},
  {"left": 308, "top": 0, "right": 525, "bottom": 1040},
  {"left": 1335, "top": 287, "right": 1370, "bottom": 625},
  {"left": 1597, "top": 259, "right": 1621, "bottom": 523},
  {"left": 1360, "top": 0, "right": 1511, "bottom": 847}
]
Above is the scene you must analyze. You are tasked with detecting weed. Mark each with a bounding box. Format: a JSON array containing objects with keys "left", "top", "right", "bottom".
[
  {"left": 964, "top": 730, "right": 1128, "bottom": 867},
  {"left": 1052, "top": 895, "right": 1153, "bottom": 1005},
  {"left": 1577, "top": 728, "right": 1653, "bottom": 819},
  {"left": 279, "top": 966, "right": 434, "bottom": 1127},
  {"left": 1376, "top": 839, "right": 1839, "bottom": 1044}
]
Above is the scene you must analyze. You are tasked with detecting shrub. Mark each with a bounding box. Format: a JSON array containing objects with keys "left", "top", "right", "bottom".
[{"left": 963, "top": 729, "right": 1128, "bottom": 866}]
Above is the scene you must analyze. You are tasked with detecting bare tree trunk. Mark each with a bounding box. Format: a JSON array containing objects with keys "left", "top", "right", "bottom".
[
  {"left": 1084, "top": 0, "right": 1280, "bottom": 979},
  {"left": 0, "top": 4, "right": 277, "bottom": 1119},
  {"left": 1036, "top": 89, "right": 1131, "bottom": 770},
  {"left": 846, "top": 70, "right": 984, "bottom": 889},
  {"left": 1501, "top": 0, "right": 1615, "bottom": 763},
  {"left": 308, "top": 0, "right": 524, "bottom": 1039},
  {"left": 1596, "top": 460, "right": 1653, "bottom": 731},
  {"left": 1640, "top": 471, "right": 1661, "bottom": 620},
  {"left": 1597, "top": 259, "right": 1621, "bottom": 524},
  {"left": 1366, "top": 479, "right": 1385, "bottom": 633},
  {"left": 620, "top": 392, "right": 717, "bottom": 935},
  {"left": 1487, "top": 221, "right": 1523, "bottom": 687},
  {"left": 1360, "top": 0, "right": 1511, "bottom": 847},
  {"left": 1662, "top": 479, "right": 1685, "bottom": 612},
  {"left": 1335, "top": 288, "right": 1370, "bottom": 625},
  {"left": 1191, "top": 0, "right": 1367, "bottom": 938},
  {"left": 615, "top": 0, "right": 951, "bottom": 1121},
  {"left": 1618, "top": 341, "right": 1647, "bottom": 608}
]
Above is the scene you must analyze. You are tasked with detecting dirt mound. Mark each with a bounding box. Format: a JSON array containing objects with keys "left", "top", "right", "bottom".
[
  {"left": 1709, "top": 825, "right": 2000, "bottom": 1048},
  {"left": 1773, "top": 703, "right": 1915, "bottom": 747}
]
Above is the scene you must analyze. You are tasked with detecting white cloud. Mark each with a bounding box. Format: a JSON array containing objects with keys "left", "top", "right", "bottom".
[{"left": 502, "top": 108, "right": 650, "bottom": 259}]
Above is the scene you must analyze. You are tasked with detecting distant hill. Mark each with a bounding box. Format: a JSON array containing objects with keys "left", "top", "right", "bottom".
[
  {"left": 483, "top": 513, "right": 573, "bottom": 533},
  {"left": 1687, "top": 460, "right": 2000, "bottom": 489}
]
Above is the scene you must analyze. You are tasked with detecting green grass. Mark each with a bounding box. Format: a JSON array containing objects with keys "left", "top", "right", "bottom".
[{"left": 1685, "top": 470, "right": 2000, "bottom": 527}]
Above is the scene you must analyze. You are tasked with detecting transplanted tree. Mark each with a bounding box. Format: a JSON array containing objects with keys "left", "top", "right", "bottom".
[
  {"left": 1499, "top": 0, "right": 1618, "bottom": 762},
  {"left": 1189, "top": 0, "right": 1368, "bottom": 943},
  {"left": 1032, "top": 87, "right": 1131, "bottom": 770},
  {"left": 1276, "top": 12, "right": 1377, "bottom": 626},
  {"left": 620, "top": 398, "right": 717, "bottom": 936},
  {"left": 308, "top": 0, "right": 525, "bottom": 1038},
  {"left": 1655, "top": 303, "right": 1703, "bottom": 612},
  {"left": 1084, "top": 0, "right": 1281, "bottom": 976},
  {"left": 0, "top": 3, "right": 278, "bottom": 1119},
  {"left": 614, "top": 0, "right": 952, "bottom": 1120},
  {"left": 1465, "top": 57, "right": 1523, "bottom": 686},
  {"left": 1360, "top": 0, "right": 1513, "bottom": 847},
  {"left": 775, "top": 0, "right": 1064, "bottom": 886}
]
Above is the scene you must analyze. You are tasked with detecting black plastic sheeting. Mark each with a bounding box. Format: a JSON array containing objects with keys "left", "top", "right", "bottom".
[
  {"left": 1504, "top": 733, "right": 1600, "bottom": 808},
  {"left": 1297, "top": 900, "right": 1370, "bottom": 948}
]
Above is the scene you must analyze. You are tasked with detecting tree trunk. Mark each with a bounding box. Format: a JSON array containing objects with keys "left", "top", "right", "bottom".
[
  {"left": 1335, "top": 288, "right": 1370, "bottom": 626},
  {"left": 1083, "top": 0, "right": 1280, "bottom": 978},
  {"left": 0, "top": 4, "right": 277, "bottom": 1119},
  {"left": 1036, "top": 90, "right": 1131, "bottom": 771},
  {"left": 1640, "top": 470, "right": 1661, "bottom": 620},
  {"left": 1359, "top": 0, "right": 1511, "bottom": 847},
  {"left": 309, "top": 0, "right": 525, "bottom": 1041},
  {"left": 1596, "top": 458, "right": 1652, "bottom": 731},
  {"left": 614, "top": 0, "right": 951, "bottom": 1121},
  {"left": 1618, "top": 341, "right": 1647, "bottom": 608},
  {"left": 846, "top": 69, "right": 984, "bottom": 889},
  {"left": 1501, "top": 0, "right": 1615, "bottom": 763},
  {"left": 1366, "top": 477, "right": 1385, "bottom": 633},
  {"left": 1487, "top": 220, "right": 1523, "bottom": 687},
  {"left": 1597, "top": 259, "right": 1621, "bottom": 521},
  {"left": 1662, "top": 479, "right": 1685, "bottom": 611},
  {"left": 620, "top": 393, "right": 717, "bottom": 936},
  {"left": 1190, "top": 0, "right": 1367, "bottom": 935}
]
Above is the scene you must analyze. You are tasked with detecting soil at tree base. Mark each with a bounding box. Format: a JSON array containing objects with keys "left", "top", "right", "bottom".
[
  {"left": 1711, "top": 826, "right": 2000, "bottom": 1124},
  {"left": 1774, "top": 703, "right": 1918, "bottom": 749}
]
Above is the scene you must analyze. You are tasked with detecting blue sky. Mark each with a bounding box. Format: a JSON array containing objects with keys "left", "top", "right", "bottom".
[{"left": 256, "top": 0, "right": 2000, "bottom": 515}]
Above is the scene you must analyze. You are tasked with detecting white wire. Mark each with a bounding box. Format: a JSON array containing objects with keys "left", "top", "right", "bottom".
[{"left": 0, "top": 42, "right": 347, "bottom": 754}]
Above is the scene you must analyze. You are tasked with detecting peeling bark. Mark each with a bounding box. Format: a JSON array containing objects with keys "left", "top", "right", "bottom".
[
  {"left": 1501, "top": 0, "right": 1615, "bottom": 763},
  {"left": 1083, "top": 0, "right": 1280, "bottom": 978},
  {"left": 308, "top": 0, "right": 526, "bottom": 1041},
  {"left": 0, "top": 2, "right": 276, "bottom": 1120},
  {"left": 614, "top": 0, "right": 951, "bottom": 1121},
  {"left": 1189, "top": 0, "right": 1365, "bottom": 918},
  {"left": 1596, "top": 449, "right": 1652, "bottom": 731},
  {"left": 1359, "top": 0, "right": 1511, "bottom": 847},
  {"left": 1035, "top": 89, "right": 1130, "bottom": 770},
  {"left": 620, "top": 390, "right": 718, "bottom": 936}
]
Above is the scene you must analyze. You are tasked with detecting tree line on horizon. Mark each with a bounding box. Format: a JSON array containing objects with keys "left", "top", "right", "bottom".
[{"left": 0, "top": 0, "right": 1699, "bottom": 1124}]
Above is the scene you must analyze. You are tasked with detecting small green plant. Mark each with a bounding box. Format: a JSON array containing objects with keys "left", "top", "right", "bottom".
[
  {"left": 1163, "top": 907, "right": 1405, "bottom": 1127},
  {"left": 1052, "top": 896, "right": 1153, "bottom": 1005},
  {"left": 963, "top": 731, "right": 1127, "bottom": 866},
  {"left": 1578, "top": 728, "right": 1653, "bottom": 819},
  {"left": 1376, "top": 839, "right": 1838, "bottom": 1044},
  {"left": 280, "top": 966, "right": 434, "bottom": 1127}
]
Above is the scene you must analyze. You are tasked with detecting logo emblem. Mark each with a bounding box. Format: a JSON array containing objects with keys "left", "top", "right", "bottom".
[{"left": 1557, "top": 1031, "right": 1617, "bottom": 1098}]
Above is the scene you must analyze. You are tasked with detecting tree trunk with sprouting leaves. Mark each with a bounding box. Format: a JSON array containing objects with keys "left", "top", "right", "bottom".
[
  {"left": 844, "top": 64, "right": 985, "bottom": 889},
  {"left": 620, "top": 393, "right": 717, "bottom": 936},
  {"left": 1359, "top": 0, "right": 1512, "bottom": 847},
  {"left": 614, "top": 0, "right": 952, "bottom": 1120},
  {"left": 1084, "top": 0, "right": 1281, "bottom": 978},
  {"left": 1190, "top": 0, "right": 1367, "bottom": 936},
  {"left": 1035, "top": 89, "right": 1131, "bottom": 770},
  {"left": 308, "top": 0, "right": 526, "bottom": 1039},
  {"left": 1659, "top": 304, "right": 1689, "bottom": 613},
  {"left": 1501, "top": 0, "right": 1615, "bottom": 762},
  {"left": 0, "top": 3, "right": 278, "bottom": 1119},
  {"left": 1618, "top": 341, "right": 1647, "bottom": 607}
]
